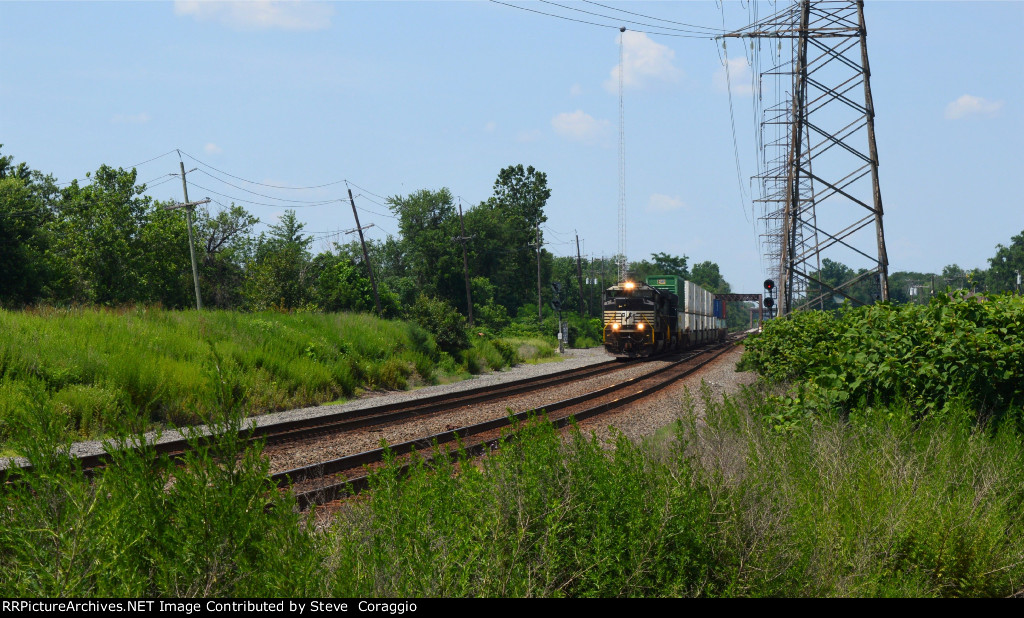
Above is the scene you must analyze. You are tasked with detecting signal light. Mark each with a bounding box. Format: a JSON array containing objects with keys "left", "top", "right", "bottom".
[
  {"left": 764, "top": 279, "right": 775, "bottom": 291},
  {"left": 764, "top": 297, "right": 775, "bottom": 308}
]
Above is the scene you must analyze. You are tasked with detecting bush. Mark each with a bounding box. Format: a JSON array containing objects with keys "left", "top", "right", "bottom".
[
  {"left": 0, "top": 365, "right": 325, "bottom": 597},
  {"left": 740, "top": 292, "right": 1024, "bottom": 421},
  {"left": 410, "top": 294, "right": 470, "bottom": 355}
]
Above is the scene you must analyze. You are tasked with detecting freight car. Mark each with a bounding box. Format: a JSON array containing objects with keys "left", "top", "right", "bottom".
[{"left": 601, "top": 275, "right": 726, "bottom": 358}]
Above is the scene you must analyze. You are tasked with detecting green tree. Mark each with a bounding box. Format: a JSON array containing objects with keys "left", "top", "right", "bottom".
[
  {"left": 650, "top": 252, "right": 690, "bottom": 278},
  {"left": 197, "top": 204, "right": 259, "bottom": 308},
  {"left": 465, "top": 165, "right": 551, "bottom": 312},
  {"left": 386, "top": 188, "right": 463, "bottom": 308},
  {"left": 0, "top": 149, "right": 52, "bottom": 306},
  {"left": 47, "top": 166, "right": 155, "bottom": 305},
  {"left": 986, "top": 230, "right": 1024, "bottom": 294},
  {"left": 941, "top": 263, "right": 968, "bottom": 291},
  {"left": 690, "top": 260, "right": 731, "bottom": 294},
  {"left": 311, "top": 252, "right": 397, "bottom": 316},
  {"left": 137, "top": 204, "right": 192, "bottom": 308},
  {"left": 244, "top": 210, "right": 313, "bottom": 310}
]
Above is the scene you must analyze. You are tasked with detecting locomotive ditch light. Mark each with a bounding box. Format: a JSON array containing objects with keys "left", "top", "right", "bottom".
[
  {"left": 611, "top": 323, "right": 620, "bottom": 330},
  {"left": 637, "top": 322, "right": 644, "bottom": 330}
]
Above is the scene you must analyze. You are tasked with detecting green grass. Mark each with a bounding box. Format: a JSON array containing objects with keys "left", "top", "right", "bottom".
[
  {"left": 5, "top": 302, "right": 1023, "bottom": 597},
  {"left": 508, "top": 337, "right": 559, "bottom": 363},
  {"left": 0, "top": 306, "right": 506, "bottom": 447},
  {"left": 4, "top": 382, "right": 1021, "bottom": 597}
]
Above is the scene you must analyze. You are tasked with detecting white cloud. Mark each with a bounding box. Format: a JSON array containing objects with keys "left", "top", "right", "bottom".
[
  {"left": 713, "top": 56, "right": 755, "bottom": 96},
  {"left": 516, "top": 129, "right": 542, "bottom": 143},
  {"left": 646, "top": 193, "right": 687, "bottom": 214},
  {"left": 944, "top": 94, "right": 1004, "bottom": 120},
  {"left": 111, "top": 112, "right": 150, "bottom": 124},
  {"left": 204, "top": 143, "right": 223, "bottom": 154},
  {"left": 551, "top": 110, "right": 610, "bottom": 143},
  {"left": 173, "top": 1, "right": 334, "bottom": 31},
  {"left": 604, "top": 31, "right": 682, "bottom": 92}
]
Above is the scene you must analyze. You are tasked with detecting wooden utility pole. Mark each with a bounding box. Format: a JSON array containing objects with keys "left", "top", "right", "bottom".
[
  {"left": 575, "top": 233, "right": 585, "bottom": 316},
  {"left": 535, "top": 225, "right": 543, "bottom": 322},
  {"left": 453, "top": 200, "right": 475, "bottom": 326},
  {"left": 178, "top": 162, "right": 203, "bottom": 310},
  {"left": 346, "top": 187, "right": 382, "bottom": 315}
]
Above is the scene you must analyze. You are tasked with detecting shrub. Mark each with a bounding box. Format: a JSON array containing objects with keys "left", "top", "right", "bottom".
[
  {"left": 410, "top": 294, "right": 469, "bottom": 355},
  {"left": 740, "top": 292, "right": 1024, "bottom": 421}
]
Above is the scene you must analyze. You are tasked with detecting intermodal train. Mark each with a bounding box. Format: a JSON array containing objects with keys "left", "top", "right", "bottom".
[{"left": 602, "top": 275, "right": 727, "bottom": 358}]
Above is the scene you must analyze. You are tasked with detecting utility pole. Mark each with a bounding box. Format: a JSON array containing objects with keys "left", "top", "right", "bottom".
[
  {"left": 575, "top": 233, "right": 585, "bottom": 316},
  {"left": 535, "top": 225, "right": 543, "bottom": 322},
  {"left": 453, "top": 199, "right": 475, "bottom": 326},
  {"left": 178, "top": 162, "right": 203, "bottom": 311},
  {"left": 346, "top": 187, "right": 382, "bottom": 315}
]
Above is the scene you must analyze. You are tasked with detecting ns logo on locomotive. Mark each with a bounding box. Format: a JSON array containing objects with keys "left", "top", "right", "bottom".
[{"left": 602, "top": 275, "right": 727, "bottom": 358}]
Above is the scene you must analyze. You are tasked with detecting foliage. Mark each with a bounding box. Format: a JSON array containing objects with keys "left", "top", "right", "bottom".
[
  {"left": 386, "top": 188, "right": 464, "bottom": 307},
  {"left": 196, "top": 204, "right": 259, "bottom": 308},
  {"left": 740, "top": 292, "right": 1024, "bottom": 421},
  {"left": 0, "top": 307, "right": 460, "bottom": 447},
  {"left": 243, "top": 210, "right": 313, "bottom": 310},
  {"left": 463, "top": 165, "right": 551, "bottom": 310},
  {"left": 312, "top": 252, "right": 399, "bottom": 317},
  {"left": 325, "top": 390, "right": 1024, "bottom": 597},
  {"left": 0, "top": 174, "right": 49, "bottom": 306},
  {"left": 690, "top": 260, "right": 731, "bottom": 294},
  {"left": 410, "top": 294, "right": 470, "bottom": 355},
  {"left": 0, "top": 364, "right": 324, "bottom": 597},
  {"left": 986, "top": 229, "right": 1024, "bottom": 293},
  {"left": 4, "top": 377, "right": 1023, "bottom": 596}
]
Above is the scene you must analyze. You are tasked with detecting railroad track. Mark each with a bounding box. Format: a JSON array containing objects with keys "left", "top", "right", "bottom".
[
  {"left": 276, "top": 335, "right": 744, "bottom": 510},
  {"left": 0, "top": 354, "right": 639, "bottom": 480}
]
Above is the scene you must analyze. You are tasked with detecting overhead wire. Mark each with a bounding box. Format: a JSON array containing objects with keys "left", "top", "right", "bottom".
[
  {"left": 488, "top": 0, "right": 717, "bottom": 39},
  {"left": 182, "top": 179, "right": 340, "bottom": 209},
  {"left": 581, "top": 0, "right": 727, "bottom": 33},
  {"left": 177, "top": 149, "right": 348, "bottom": 190},
  {"left": 53, "top": 149, "right": 181, "bottom": 187},
  {"left": 539, "top": 0, "right": 725, "bottom": 36},
  {"left": 193, "top": 169, "right": 343, "bottom": 205}
]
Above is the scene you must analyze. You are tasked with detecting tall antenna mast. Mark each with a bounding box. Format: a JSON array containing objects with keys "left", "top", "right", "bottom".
[{"left": 617, "top": 26, "right": 628, "bottom": 282}]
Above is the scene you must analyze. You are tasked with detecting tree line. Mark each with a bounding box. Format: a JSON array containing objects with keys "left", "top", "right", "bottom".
[
  {"left": 1, "top": 147, "right": 754, "bottom": 337},
  {"left": 800, "top": 239, "right": 1024, "bottom": 312}
]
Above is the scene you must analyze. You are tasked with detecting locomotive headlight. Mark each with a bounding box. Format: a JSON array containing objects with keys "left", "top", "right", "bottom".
[
  {"left": 624, "top": 281, "right": 635, "bottom": 290},
  {"left": 637, "top": 323, "right": 644, "bottom": 331}
]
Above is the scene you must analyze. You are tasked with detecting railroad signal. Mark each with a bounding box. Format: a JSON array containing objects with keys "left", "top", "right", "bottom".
[
  {"left": 764, "top": 279, "right": 775, "bottom": 292},
  {"left": 764, "top": 297, "right": 774, "bottom": 309},
  {"left": 551, "top": 281, "right": 563, "bottom": 311}
]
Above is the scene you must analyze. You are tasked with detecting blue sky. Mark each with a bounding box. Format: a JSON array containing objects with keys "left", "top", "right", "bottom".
[{"left": 1, "top": 1, "right": 1021, "bottom": 296}]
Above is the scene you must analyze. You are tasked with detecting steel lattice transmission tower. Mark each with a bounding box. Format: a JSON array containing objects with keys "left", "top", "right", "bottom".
[{"left": 726, "top": 0, "right": 889, "bottom": 315}]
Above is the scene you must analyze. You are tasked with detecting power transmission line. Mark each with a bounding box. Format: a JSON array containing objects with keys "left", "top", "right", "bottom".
[
  {"left": 581, "top": 0, "right": 727, "bottom": 32},
  {"left": 488, "top": 0, "right": 717, "bottom": 39},
  {"left": 540, "top": 0, "right": 724, "bottom": 36},
  {"left": 177, "top": 149, "right": 349, "bottom": 190}
]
